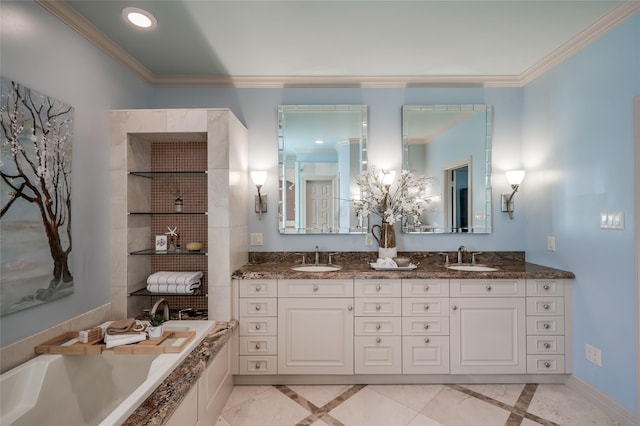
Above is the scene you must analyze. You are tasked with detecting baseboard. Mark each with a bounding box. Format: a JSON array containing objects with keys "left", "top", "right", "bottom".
[{"left": 565, "top": 375, "right": 638, "bottom": 426}]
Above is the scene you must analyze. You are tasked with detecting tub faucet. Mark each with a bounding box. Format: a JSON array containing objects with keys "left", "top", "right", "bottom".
[
  {"left": 314, "top": 245, "right": 320, "bottom": 265},
  {"left": 457, "top": 245, "right": 466, "bottom": 264},
  {"left": 151, "top": 298, "right": 170, "bottom": 321}
]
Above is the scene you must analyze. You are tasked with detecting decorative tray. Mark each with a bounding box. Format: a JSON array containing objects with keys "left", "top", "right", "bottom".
[{"left": 370, "top": 263, "right": 418, "bottom": 271}]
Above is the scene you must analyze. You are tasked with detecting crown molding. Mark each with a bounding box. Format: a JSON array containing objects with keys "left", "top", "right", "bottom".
[{"left": 37, "top": 0, "right": 639, "bottom": 89}]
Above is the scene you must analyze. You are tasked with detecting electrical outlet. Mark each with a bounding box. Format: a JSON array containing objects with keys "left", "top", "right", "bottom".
[
  {"left": 586, "top": 344, "right": 602, "bottom": 367},
  {"left": 365, "top": 232, "right": 374, "bottom": 246},
  {"left": 547, "top": 236, "right": 556, "bottom": 251},
  {"left": 250, "top": 233, "right": 263, "bottom": 246}
]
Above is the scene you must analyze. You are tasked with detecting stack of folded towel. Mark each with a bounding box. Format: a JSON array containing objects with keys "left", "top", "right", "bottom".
[
  {"left": 376, "top": 258, "right": 398, "bottom": 268},
  {"left": 103, "top": 318, "right": 147, "bottom": 349},
  {"left": 146, "top": 271, "right": 202, "bottom": 294}
]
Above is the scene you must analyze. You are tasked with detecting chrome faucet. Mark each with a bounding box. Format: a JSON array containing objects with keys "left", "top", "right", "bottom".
[
  {"left": 314, "top": 245, "right": 320, "bottom": 265},
  {"left": 150, "top": 298, "right": 170, "bottom": 321},
  {"left": 457, "top": 245, "right": 466, "bottom": 264}
]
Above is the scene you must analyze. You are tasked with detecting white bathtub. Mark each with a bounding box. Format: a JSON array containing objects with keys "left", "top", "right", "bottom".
[{"left": 0, "top": 320, "right": 215, "bottom": 426}]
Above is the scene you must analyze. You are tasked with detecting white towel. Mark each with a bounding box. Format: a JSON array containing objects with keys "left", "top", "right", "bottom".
[
  {"left": 146, "top": 271, "right": 202, "bottom": 286},
  {"left": 376, "top": 257, "right": 398, "bottom": 268},
  {"left": 104, "top": 333, "right": 147, "bottom": 349},
  {"left": 146, "top": 280, "right": 201, "bottom": 294}
]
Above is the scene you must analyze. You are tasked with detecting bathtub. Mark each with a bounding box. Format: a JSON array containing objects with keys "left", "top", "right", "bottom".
[{"left": 0, "top": 320, "right": 215, "bottom": 425}]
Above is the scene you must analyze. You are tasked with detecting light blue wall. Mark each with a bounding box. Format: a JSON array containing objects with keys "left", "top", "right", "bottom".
[
  {"left": 0, "top": 1, "right": 150, "bottom": 346},
  {"left": 521, "top": 14, "right": 639, "bottom": 413}
]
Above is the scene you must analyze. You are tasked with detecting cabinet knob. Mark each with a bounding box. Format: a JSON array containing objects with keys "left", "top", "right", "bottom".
[
  {"left": 255, "top": 324, "right": 261, "bottom": 330},
  {"left": 376, "top": 285, "right": 381, "bottom": 292},
  {"left": 255, "top": 343, "right": 261, "bottom": 349},
  {"left": 423, "top": 304, "right": 429, "bottom": 311},
  {"left": 375, "top": 304, "right": 381, "bottom": 311},
  {"left": 424, "top": 285, "right": 429, "bottom": 292},
  {"left": 348, "top": 305, "right": 353, "bottom": 311},
  {"left": 452, "top": 305, "right": 458, "bottom": 311},
  {"left": 543, "top": 304, "right": 550, "bottom": 310},
  {"left": 376, "top": 323, "right": 382, "bottom": 330},
  {"left": 255, "top": 285, "right": 261, "bottom": 292},
  {"left": 485, "top": 285, "right": 492, "bottom": 291},
  {"left": 543, "top": 323, "right": 550, "bottom": 329},
  {"left": 543, "top": 284, "right": 550, "bottom": 290},
  {"left": 255, "top": 305, "right": 261, "bottom": 311},
  {"left": 424, "top": 323, "right": 430, "bottom": 330},
  {"left": 543, "top": 343, "right": 550, "bottom": 349},
  {"left": 313, "top": 285, "right": 319, "bottom": 292},
  {"left": 424, "top": 338, "right": 430, "bottom": 344},
  {"left": 376, "top": 337, "right": 381, "bottom": 343},
  {"left": 255, "top": 362, "right": 261, "bottom": 369},
  {"left": 544, "top": 362, "right": 551, "bottom": 368}
]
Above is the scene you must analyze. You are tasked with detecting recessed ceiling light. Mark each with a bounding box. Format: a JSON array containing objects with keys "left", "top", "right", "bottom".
[{"left": 123, "top": 7, "right": 157, "bottom": 29}]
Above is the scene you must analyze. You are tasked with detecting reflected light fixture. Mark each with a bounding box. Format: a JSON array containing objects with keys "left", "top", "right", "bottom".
[
  {"left": 502, "top": 170, "right": 525, "bottom": 220},
  {"left": 123, "top": 7, "right": 157, "bottom": 29},
  {"left": 251, "top": 171, "right": 267, "bottom": 219},
  {"left": 381, "top": 170, "right": 396, "bottom": 187}
]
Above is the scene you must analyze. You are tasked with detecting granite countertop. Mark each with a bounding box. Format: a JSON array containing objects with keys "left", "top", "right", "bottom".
[
  {"left": 123, "top": 320, "right": 237, "bottom": 426},
  {"left": 232, "top": 251, "right": 575, "bottom": 280}
]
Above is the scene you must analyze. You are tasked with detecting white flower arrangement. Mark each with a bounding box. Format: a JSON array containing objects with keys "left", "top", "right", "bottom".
[{"left": 353, "top": 166, "right": 435, "bottom": 226}]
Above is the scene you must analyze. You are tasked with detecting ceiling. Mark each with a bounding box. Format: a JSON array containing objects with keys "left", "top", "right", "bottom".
[{"left": 38, "top": 0, "right": 638, "bottom": 87}]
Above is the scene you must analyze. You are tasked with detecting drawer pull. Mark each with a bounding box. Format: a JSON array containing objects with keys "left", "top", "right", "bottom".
[
  {"left": 255, "top": 362, "right": 261, "bottom": 369},
  {"left": 485, "top": 285, "right": 492, "bottom": 291},
  {"left": 255, "top": 324, "right": 261, "bottom": 330},
  {"left": 348, "top": 305, "right": 353, "bottom": 311},
  {"left": 255, "top": 285, "right": 261, "bottom": 292},
  {"left": 544, "top": 362, "right": 551, "bottom": 368},
  {"left": 376, "top": 304, "right": 381, "bottom": 311},
  {"left": 543, "top": 323, "right": 550, "bottom": 329},
  {"left": 376, "top": 284, "right": 381, "bottom": 292},
  {"left": 376, "top": 337, "right": 381, "bottom": 343},
  {"left": 376, "top": 323, "right": 382, "bottom": 330},
  {"left": 255, "top": 343, "right": 261, "bottom": 349},
  {"left": 423, "top": 304, "right": 429, "bottom": 311},
  {"left": 543, "top": 304, "right": 550, "bottom": 310},
  {"left": 452, "top": 305, "right": 458, "bottom": 311},
  {"left": 424, "top": 285, "right": 429, "bottom": 292},
  {"left": 255, "top": 305, "right": 261, "bottom": 311},
  {"left": 543, "top": 343, "right": 551, "bottom": 349},
  {"left": 424, "top": 338, "right": 430, "bottom": 344},
  {"left": 543, "top": 284, "right": 550, "bottom": 290},
  {"left": 424, "top": 323, "right": 430, "bottom": 330},
  {"left": 313, "top": 285, "right": 319, "bottom": 292}
]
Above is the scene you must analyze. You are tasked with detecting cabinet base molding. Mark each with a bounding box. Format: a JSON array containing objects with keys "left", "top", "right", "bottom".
[
  {"left": 565, "top": 376, "right": 638, "bottom": 426},
  {"left": 234, "top": 373, "right": 571, "bottom": 386}
]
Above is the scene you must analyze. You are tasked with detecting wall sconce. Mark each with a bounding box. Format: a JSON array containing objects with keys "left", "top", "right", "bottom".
[
  {"left": 250, "top": 171, "right": 267, "bottom": 219},
  {"left": 501, "top": 170, "right": 525, "bottom": 220}
]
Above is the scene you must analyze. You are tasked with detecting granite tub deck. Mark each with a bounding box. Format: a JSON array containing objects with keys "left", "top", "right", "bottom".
[
  {"left": 232, "top": 251, "right": 575, "bottom": 280},
  {"left": 123, "top": 320, "right": 237, "bottom": 426}
]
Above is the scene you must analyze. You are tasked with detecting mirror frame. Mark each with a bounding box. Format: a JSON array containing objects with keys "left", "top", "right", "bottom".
[
  {"left": 278, "top": 105, "right": 369, "bottom": 234},
  {"left": 401, "top": 104, "right": 493, "bottom": 234}
]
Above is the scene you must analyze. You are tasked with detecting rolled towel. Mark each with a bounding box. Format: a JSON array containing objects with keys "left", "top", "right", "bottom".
[
  {"left": 147, "top": 271, "right": 203, "bottom": 286},
  {"left": 104, "top": 333, "right": 147, "bottom": 349},
  {"left": 146, "top": 280, "right": 201, "bottom": 294},
  {"left": 106, "top": 318, "right": 146, "bottom": 335}
]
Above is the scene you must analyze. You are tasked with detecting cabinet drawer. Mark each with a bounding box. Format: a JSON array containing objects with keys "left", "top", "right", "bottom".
[
  {"left": 239, "top": 355, "right": 278, "bottom": 374},
  {"left": 355, "top": 279, "right": 401, "bottom": 297},
  {"left": 239, "top": 298, "right": 277, "bottom": 317},
  {"left": 526, "top": 297, "right": 564, "bottom": 316},
  {"left": 278, "top": 279, "right": 353, "bottom": 297},
  {"left": 355, "top": 317, "right": 401, "bottom": 335},
  {"left": 526, "top": 316, "right": 565, "bottom": 335},
  {"left": 239, "top": 317, "right": 277, "bottom": 336},
  {"left": 527, "top": 355, "right": 565, "bottom": 374},
  {"left": 526, "top": 279, "right": 564, "bottom": 297},
  {"left": 402, "top": 335, "right": 450, "bottom": 374},
  {"left": 240, "top": 279, "right": 277, "bottom": 298},
  {"left": 527, "top": 336, "right": 565, "bottom": 355},
  {"left": 355, "top": 298, "right": 401, "bottom": 316},
  {"left": 354, "top": 336, "right": 402, "bottom": 374},
  {"left": 239, "top": 336, "right": 278, "bottom": 355},
  {"left": 402, "top": 298, "right": 449, "bottom": 316},
  {"left": 402, "top": 279, "right": 449, "bottom": 297},
  {"left": 402, "top": 317, "right": 449, "bottom": 335},
  {"left": 450, "top": 279, "right": 525, "bottom": 297}
]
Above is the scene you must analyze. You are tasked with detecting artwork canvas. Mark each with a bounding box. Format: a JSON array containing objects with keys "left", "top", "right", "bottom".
[{"left": 0, "top": 78, "right": 74, "bottom": 316}]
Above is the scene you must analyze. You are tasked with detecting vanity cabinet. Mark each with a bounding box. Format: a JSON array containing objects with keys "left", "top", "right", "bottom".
[
  {"left": 278, "top": 279, "right": 354, "bottom": 375},
  {"left": 354, "top": 279, "right": 402, "bottom": 374},
  {"left": 449, "top": 279, "right": 526, "bottom": 374}
]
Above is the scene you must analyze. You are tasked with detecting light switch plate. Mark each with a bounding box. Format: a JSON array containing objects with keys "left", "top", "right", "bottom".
[
  {"left": 547, "top": 236, "right": 556, "bottom": 251},
  {"left": 250, "top": 233, "right": 264, "bottom": 246},
  {"left": 600, "top": 211, "right": 624, "bottom": 230}
]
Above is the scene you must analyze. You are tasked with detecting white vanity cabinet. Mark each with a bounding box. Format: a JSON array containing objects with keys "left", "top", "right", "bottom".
[
  {"left": 277, "top": 279, "right": 354, "bottom": 375},
  {"left": 354, "top": 279, "right": 402, "bottom": 374},
  {"left": 238, "top": 279, "right": 278, "bottom": 374},
  {"left": 401, "top": 279, "right": 450, "bottom": 374},
  {"left": 449, "top": 279, "right": 527, "bottom": 374}
]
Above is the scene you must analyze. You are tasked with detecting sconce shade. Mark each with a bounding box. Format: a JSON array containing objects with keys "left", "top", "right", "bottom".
[
  {"left": 251, "top": 171, "right": 267, "bottom": 186},
  {"left": 505, "top": 170, "right": 525, "bottom": 186}
]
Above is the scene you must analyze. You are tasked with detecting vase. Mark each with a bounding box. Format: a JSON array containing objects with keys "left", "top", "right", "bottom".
[{"left": 371, "top": 221, "right": 397, "bottom": 259}]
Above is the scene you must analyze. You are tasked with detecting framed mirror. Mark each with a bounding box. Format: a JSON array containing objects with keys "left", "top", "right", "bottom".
[
  {"left": 278, "top": 105, "right": 368, "bottom": 234},
  {"left": 401, "top": 105, "right": 493, "bottom": 234}
]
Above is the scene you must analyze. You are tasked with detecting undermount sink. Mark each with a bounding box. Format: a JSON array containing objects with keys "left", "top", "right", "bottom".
[
  {"left": 290, "top": 264, "right": 342, "bottom": 272},
  {"left": 447, "top": 264, "right": 498, "bottom": 272}
]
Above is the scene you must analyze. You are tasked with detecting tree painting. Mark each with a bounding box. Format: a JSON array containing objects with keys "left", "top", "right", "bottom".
[{"left": 0, "top": 79, "right": 74, "bottom": 316}]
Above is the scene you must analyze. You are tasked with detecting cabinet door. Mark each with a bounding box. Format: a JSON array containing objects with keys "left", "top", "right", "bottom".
[
  {"left": 278, "top": 298, "right": 354, "bottom": 374},
  {"left": 450, "top": 297, "right": 526, "bottom": 374},
  {"left": 355, "top": 336, "right": 402, "bottom": 374}
]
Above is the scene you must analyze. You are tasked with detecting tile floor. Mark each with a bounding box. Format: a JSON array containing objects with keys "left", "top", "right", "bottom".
[{"left": 216, "top": 383, "right": 618, "bottom": 426}]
